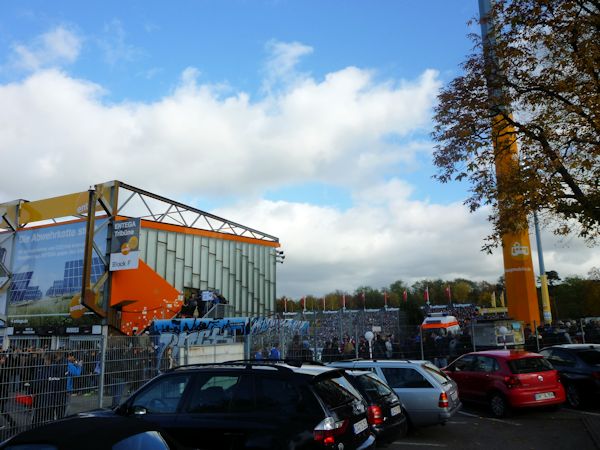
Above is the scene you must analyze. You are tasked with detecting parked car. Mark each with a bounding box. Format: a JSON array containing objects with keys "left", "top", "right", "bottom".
[
  {"left": 38, "top": 360, "right": 374, "bottom": 450},
  {"left": 539, "top": 344, "right": 600, "bottom": 408},
  {"left": 443, "top": 350, "right": 565, "bottom": 417},
  {"left": 344, "top": 370, "right": 408, "bottom": 443},
  {"left": 0, "top": 414, "right": 177, "bottom": 450},
  {"left": 328, "top": 360, "right": 461, "bottom": 427}
]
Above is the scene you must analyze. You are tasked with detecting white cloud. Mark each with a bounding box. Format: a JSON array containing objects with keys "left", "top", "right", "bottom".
[
  {"left": 98, "top": 19, "right": 141, "bottom": 65},
  {"left": 214, "top": 183, "right": 504, "bottom": 297},
  {"left": 0, "top": 63, "right": 439, "bottom": 201},
  {"left": 262, "top": 40, "right": 313, "bottom": 93},
  {"left": 8, "top": 26, "right": 81, "bottom": 71}
]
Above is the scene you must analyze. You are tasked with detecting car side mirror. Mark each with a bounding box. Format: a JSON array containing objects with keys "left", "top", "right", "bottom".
[{"left": 133, "top": 405, "right": 148, "bottom": 416}]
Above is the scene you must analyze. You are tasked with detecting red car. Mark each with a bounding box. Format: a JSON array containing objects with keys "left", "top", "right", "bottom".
[{"left": 443, "top": 350, "right": 565, "bottom": 417}]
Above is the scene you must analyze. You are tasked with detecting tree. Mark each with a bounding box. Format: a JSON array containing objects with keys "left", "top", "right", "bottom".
[
  {"left": 432, "top": 0, "right": 600, "bottom": 250},
  {"left": 451, "top": 279, "right": 473, "bottom": 303}
]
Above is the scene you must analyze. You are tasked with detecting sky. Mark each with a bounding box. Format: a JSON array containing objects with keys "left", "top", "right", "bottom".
[{"left": 0, "top": 1, "right": 598, "bottom": 300}]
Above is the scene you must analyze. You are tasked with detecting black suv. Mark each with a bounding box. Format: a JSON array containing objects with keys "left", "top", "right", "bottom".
[
  {"left": 343, "top": 370, "right": 408, "bottom": 443},
  {"left": 539, "top": 344, "right": 600, "bottom": 408},
  {"left": 112, "top": 360, "right": 375, "bottom": 449}
]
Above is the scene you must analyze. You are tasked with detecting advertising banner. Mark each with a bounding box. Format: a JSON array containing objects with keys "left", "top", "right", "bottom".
[
  {"left": 0, "top": 232, "right": 14, "bottom": 318},
  {"left": 109, "top": 218, "right": 140, "bottom": 271},
  {"left": 7, "top": 220, "right": 107, "bottom": 328}
]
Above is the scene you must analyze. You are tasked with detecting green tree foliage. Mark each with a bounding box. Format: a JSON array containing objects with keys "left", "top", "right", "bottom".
[
  {"left": 432, "top": 0, "right": 600, "bottom": 250},
  {"left": 552, "top": 276, "right": 600, "bottom": 319}
]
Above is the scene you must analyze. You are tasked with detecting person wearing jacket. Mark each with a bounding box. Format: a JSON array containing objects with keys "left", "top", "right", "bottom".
[{"left": 66, "top": 353, "right": 82, "bottom": 395}]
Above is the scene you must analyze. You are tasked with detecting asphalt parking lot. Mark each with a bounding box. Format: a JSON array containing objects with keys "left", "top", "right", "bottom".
[{"left": 389, "top": 405, "right": 600, "bottom": 450}]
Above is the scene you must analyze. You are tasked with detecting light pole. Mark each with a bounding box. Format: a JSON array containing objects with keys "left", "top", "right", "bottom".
[
  {"left": 533, "top": 212, "right": 553, "bottom": 324},
  {"left": 275, "top": 250, "right": 285, "bottom": 316},
  {"left": 365, "top": 331, "right": 374, "bottom": 359},
  {"left": 498, "top": 326, "right": 509, "bottom": 350}
]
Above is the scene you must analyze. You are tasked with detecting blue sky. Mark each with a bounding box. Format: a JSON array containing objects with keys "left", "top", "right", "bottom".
[{"left": 1, "top": 1, "right": 597, "bottom": 298}]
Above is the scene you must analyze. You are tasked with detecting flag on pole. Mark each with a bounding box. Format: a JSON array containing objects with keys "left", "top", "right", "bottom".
[
  {"left": 424, "top": 286, "right": 430, "bottom": 304},
  {"left": 383, "top": 291, "right": 388, "bottom": 308},
  {"left": 445, "top": 286, "right": 452, "bottom": 304},
  {"left": 342, "top": 293, "right": 346, "bottom": 310},
  {"left": 284, "top": 297, "right": 287, "bottom": 313},
  {"left": 402, "top": 290, "right": 408, "bottom": 302},
  {"left": 301, "top": 296, "right": 306, "bottom": 312}
]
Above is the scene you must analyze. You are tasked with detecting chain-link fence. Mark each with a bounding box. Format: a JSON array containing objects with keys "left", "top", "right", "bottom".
[
  {"left": 249, "top": 310, "right": 600, "bottom": 365},
  {"left": 0, "top": 333, "right": 245, "bottom": 441}
]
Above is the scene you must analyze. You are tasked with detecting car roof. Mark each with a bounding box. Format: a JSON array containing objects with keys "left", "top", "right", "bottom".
[
  {"left": 465, "top": 350, "right": 543, "bottom": 360},
  {"left": 170, "top": 360, "right": 342, "bottom": 378},
  {"left": 542, "top": 344, "right": 600, "bottom": 351},
  {"left": 332, "top": 359, "right": 429, "bottom": 366},
  {"left": 345, "top": 369, "right": 377, "bottom": 377},
  {"left": 4, "top": 414, "right": 166, "bottom": 450}
]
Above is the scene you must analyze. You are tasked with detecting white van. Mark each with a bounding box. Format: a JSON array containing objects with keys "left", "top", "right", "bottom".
[{"left": 421, "top": 313, "right": 461, "bottom": 336}]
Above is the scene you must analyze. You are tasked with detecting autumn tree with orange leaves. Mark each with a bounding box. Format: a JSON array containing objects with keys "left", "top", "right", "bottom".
[{"left": 432, "top": 0, "right": 600, "bottom": 251}]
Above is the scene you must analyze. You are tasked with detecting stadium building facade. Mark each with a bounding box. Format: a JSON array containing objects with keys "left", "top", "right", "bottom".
[{"left": 0, "top": 181, "right": 280, "bottom": 336}]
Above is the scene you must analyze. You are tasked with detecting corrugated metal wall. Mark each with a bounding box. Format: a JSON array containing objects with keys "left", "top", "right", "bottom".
[{"left": 138, "top": 227, "right": 275, "bottom": 316}]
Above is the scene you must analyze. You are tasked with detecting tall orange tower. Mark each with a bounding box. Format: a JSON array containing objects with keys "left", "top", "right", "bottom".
[{"left": 479, "top": 0, "right": 541, "bottom": 327}]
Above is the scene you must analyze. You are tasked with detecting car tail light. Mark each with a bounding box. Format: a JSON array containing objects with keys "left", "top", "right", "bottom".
[
  {"left": 367, "top": 405, "right": 384, "bottom": 425},
  {"left": 313, "top": 417, "right": 349, "bottom": 446},
  {"left": 15, "top": 394, "right": 33, "bottom": 407},
  {"left": 504, "top": 375, "right": 522, "bottom": 388},
  {"left": 438, "top": 392, "right": 449, "bottom": 408}
]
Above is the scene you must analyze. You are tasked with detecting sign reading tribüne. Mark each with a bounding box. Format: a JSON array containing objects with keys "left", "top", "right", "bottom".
[{"left": 109, "top": 218, "right": 140, "bottom": 271}]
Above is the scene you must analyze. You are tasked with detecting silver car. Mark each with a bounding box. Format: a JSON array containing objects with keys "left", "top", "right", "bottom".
[{"left": 329, "top": 360, "right": 461, "bottom": 427}]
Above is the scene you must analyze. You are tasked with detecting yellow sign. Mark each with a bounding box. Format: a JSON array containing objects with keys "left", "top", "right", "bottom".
[{"left": 19, "top": 191, "right": 98, "bottom": 223}]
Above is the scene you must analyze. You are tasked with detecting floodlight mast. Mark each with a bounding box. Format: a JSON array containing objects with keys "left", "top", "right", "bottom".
[{"left": 478, "top": 0, "right": 543, "bottom": 326}]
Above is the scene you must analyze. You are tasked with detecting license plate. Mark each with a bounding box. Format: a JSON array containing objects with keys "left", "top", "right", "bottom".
[
  {"left": 353, "top": 418, "right": 368, "bottom": 434},
  {"left": 390, "top": 405, "right": 401, "bottom": 417},
  {"left": 535, "top": 392, "right": 555, "bottom": 401},
  {"left": 451, "top": 391, "right": 459, "bottom": 402}
]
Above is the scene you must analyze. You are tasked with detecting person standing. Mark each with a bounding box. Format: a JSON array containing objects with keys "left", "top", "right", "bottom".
[
  {"left": 269, "top": 343, "right": 281, "bottom": 360},
  {"left": 66, "top": 353, "right": 82, "bottom": 396}
]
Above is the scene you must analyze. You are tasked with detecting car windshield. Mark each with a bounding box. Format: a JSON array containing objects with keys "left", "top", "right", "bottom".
[
  {"left": 422, "top": 363, "right": 452, "bottom": 384},
  {"left": 508, "top": 357, "right": 553, "bottom": 374},
  {"left": 355, "top": 373, "right": 394, "bottom": 398},
  {"left": 576, "top": 349, "right": 600, "bottom": 366},
  {"left": 313, "top": 374, "right": 363, "bottom": 409}
]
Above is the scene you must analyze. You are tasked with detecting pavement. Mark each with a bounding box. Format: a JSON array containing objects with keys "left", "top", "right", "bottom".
[{"left": 389, "top": 404, "right": 600, "bottom": 450}]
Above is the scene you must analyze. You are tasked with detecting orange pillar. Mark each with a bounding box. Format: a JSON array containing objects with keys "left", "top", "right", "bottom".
[{"left": 493, "top": 115, "right": 540, "bottom": 326}]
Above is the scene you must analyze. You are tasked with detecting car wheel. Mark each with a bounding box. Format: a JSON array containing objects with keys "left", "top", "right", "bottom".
[
  {"left": 489, "top": 393, "right": 508, "bottom": 418},
  {"left": 565, "top": 383, "right": 582, "bottom": 409}
]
